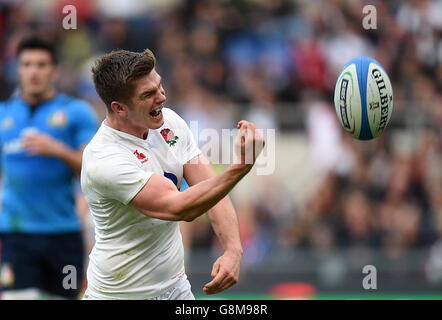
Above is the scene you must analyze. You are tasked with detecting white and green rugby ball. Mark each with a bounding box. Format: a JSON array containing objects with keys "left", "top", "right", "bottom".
[{"left": 334, "top": 56, "right": 393, "bottom": 140}]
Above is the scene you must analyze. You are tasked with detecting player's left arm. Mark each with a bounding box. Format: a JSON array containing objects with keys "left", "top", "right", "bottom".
[
  {"left": 22, "top": 100, "right": 98, "bottom": 175},
  {"left": 184, "top": 154, "right": 243, "bottom": 295},
  {"left": 22, "top": 135, "right": 85, "bottom": 175}
]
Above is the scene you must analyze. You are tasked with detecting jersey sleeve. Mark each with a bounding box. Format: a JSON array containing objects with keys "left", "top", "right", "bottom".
[
  {"left": 86, "top": 152, "right": 154, "bottom": 205},
  {"left": 69, "top": 100, "right": 99, "bottom": 149},
  {"left": 167, "top": 109, "right": 201, "bottom": 164}
]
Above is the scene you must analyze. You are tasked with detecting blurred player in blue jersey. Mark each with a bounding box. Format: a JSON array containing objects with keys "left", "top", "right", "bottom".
[{"left": 0, "top": 36, "right": 98, "bottom": 299}]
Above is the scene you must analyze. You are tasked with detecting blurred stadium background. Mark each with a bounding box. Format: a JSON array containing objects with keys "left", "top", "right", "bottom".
[{"left": 1, "top": 0, "right": 441, "bottom": 299}]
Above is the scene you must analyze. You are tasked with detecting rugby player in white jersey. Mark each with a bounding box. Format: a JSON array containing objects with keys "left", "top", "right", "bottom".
[{"left": 81, "top": 49, "right": 265, "bottom": 300}]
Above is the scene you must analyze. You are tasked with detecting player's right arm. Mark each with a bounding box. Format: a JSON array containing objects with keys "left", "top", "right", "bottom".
[
  {"left": 130, "top": 164, "right": 248, "bottom": 222},
  {"left": 129, "top": 121, "right": 264, "bottom": 222}
]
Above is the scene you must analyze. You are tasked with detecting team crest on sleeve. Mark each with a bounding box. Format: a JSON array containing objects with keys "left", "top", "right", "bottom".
[
  {"left": 160, "top": 128, "right": 179, "bottom": 147},
  {"left": 47, "top": 111, "right": 67, "bottom": 127}
]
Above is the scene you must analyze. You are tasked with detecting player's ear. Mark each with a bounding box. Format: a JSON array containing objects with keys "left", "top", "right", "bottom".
[{"left": 110, "top": 101, "right": 128, "bottom": 117}]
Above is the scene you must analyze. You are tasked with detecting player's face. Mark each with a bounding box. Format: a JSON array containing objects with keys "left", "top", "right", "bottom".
[
  {"left": 128, "top": 69, "right": 166, "bottom": 130},
  {"left": 18, "top": 50, "right": 57, "bottom": 97}
]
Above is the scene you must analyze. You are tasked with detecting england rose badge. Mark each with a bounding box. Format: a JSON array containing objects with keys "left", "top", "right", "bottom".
[{"left": 160, "top": 128, "right": 179, "bottom": 147}]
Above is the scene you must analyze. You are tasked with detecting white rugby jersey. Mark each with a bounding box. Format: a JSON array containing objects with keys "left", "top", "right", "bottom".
[{"left": 81, "top": 108, "right": 201, "bottom": 299}]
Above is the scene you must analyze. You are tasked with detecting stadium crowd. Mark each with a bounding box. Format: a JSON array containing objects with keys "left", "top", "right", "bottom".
[{"left": 0, "top": 0, "right": 441, "bottom": 284}]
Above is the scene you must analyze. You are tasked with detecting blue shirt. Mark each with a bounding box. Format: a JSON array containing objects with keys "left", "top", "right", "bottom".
[{"left": 0, "top": 93, "right": 98, "bottom": 234}]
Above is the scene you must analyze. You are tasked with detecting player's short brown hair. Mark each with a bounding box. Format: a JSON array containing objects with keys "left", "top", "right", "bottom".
[{"left": 92, "top": 49, "right": 156, "bottom": 112}]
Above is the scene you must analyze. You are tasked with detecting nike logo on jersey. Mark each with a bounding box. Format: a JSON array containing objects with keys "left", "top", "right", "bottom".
[{"left": 133, "top": 150, "right": 148, "bottom": 164}]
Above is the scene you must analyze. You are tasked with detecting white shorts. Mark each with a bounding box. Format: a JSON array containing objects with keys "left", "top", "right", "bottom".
[
  {"left": 82, "top": 273, "right": 195, "bottom": 300},
  {"left": 146, "top": 274, "right": 195, "bottom": 300}
]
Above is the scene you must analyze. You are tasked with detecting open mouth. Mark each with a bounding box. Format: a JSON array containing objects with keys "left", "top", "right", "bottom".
[{"left": 149, "top": 105, "right": 163, "bottom": 119}]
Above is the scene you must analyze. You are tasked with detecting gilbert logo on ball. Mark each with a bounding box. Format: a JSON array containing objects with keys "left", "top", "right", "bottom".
[{"left": 334, "top": 56, "right": 393, "bottom": 140}]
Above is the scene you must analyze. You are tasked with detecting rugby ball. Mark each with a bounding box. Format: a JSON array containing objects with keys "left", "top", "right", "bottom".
[{"left": 333, "top": 56, "right": 393, "bottom": 140}]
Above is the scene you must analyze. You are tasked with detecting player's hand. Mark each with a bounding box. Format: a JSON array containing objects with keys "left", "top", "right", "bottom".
[
  {"left": 234, "top": 120, "right": 265, "bottom": 168},
  {"left": 22, "top": 133, "right": 65, "bottom": 157},
  {"left": 203, "top": 250, "right": 242, "bottom": 295}
]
